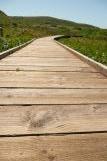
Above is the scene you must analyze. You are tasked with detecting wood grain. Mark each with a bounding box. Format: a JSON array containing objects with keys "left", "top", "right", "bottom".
[
  {"left": 0, "top": 104, "right": 106, "bottom": 135},
  {"left": 0, "top": 36, "right": 107, "bottom": 160},
  {"left": 0, "top": 65, "right": 98, "bottom": 72},
  {"left": 0, "top": 134, "right": 107, "bottom": 161},
  {"left": 0, "top": 57, "right": 90, "bottom": 66},
  {"left": 0, "top": 71, "right": 106, "bottom": 88},
  {"left": 0, "top": 88, "right": 107, "bottom": 105}
]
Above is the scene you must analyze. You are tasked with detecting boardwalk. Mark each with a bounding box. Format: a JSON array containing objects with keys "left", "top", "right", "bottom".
[{"left": 0, "top": 37, "right": 107, "bottom": 161}]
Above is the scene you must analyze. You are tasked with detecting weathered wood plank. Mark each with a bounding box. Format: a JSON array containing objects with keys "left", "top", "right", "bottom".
[
  {"left": 0, "top": 134, "right": 107, "bottom": 161},
  {"left": 0, "top": 88, "right": 107, "bottom": 105},
  {"left": 9, "top": 51, "right": 73, "bottom": 57},
  {"left": 0, "top": 57, "right": 90, "bottom": 67},
  {"left": 0, "top": 65, "right": 97, "bottom": 72},
  {"left": 0, "top": 104, "right": 107, "bottom": 135},
  {"left": 0, "top": 36, "right": 107, "bottom": 161},
  {"left": 0, "top": 71, "right": 106, "bottom": 88},
  {"left": 2, "top": 57, "right": 88, "bottom": 63}
]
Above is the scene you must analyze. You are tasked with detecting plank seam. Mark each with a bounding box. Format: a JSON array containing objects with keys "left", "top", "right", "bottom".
[
  {"left": 0, "top": 87, "right": 107, "bottom": 89},
  {"left": 0, "top": 131, "right": 107, "bottom": 138},
  {"left": 0, "top": 103, "right": 107, "bottom": 106}
]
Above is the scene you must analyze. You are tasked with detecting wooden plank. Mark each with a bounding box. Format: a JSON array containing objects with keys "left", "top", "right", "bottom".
[
  {"left": 0, "top": 71, "right": 104, "bottom": 77},
  {"left": 0, "top": 88, "right": 107, "bottom": 105},
  {"left": 0, "top": 65, "right": 98, "bottom": 72},
  {"left": 0, "top": 71, "right": 106, "bottom": 88},
  {"left": 9, "top": 48, "right": 77, "bottom": 57},
  {"left": 0, "top": 134, "right": 107, "bottom": 161},
  {"left": 0, "top": 57, "right": 90, "bottom": 67},
  {"left": 0, "top": 62, "right": 89, "bottom": 67},
  {"left": 2, "top": 57, "right": 87, "bottom": 63},
  {"left": 9, "top": 51, "right": 73, "bottom": 58},
  {"left": 0, "top": 104, "right": 107, "bottom": 135},
  {"left": 10, "top": 57, "right": 83, "bottom": 63}
]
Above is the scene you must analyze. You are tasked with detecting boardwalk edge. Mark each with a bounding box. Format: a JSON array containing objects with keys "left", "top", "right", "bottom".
[
  {"left": 0, "top": 38, "right": 35, "bottom": 60},
  {"left": 55, "top": 36, "right": 107, "bottom": 77}
]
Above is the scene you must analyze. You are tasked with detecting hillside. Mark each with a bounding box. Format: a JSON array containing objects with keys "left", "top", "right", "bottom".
[
  {"left": 0, "top": 10, "right": 107, "bottom": 53},
  {"left": 10, "top": 16, "right": 95, "bottom": 28},
  {"left": 0, "top": 10, "right": 10, "bottom": 26},
  {"left": 10, "top": 16, "right": 98, "bottom": 37},
  {"left": 0, "top": 10, "right": 107, "bottom": 39}
]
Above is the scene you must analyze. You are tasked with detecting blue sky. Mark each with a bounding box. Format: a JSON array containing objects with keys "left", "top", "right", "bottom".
[{"left": 0, "top": 0, "right": 107, "bottom": 28}]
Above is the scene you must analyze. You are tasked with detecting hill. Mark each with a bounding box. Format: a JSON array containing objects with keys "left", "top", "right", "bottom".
[
  {"left": 0, "top": 10, "right": 107, "bottom": 39},
  {"left": 10, "top": 16, "right": 98, "bottom": 37},
  {"left": 10, "top": 16, "right": 95, "bottom": 28},
  {"left": 0, "top": 10, "right": 107, "bottom": 53},
  {"left": 0, "top": 10, "right": 10, "bottom": 26}
]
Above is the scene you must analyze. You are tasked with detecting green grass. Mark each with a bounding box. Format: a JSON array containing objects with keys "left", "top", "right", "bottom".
[{"left": 59, "top": 37, "right": 107, "bottom": 65}]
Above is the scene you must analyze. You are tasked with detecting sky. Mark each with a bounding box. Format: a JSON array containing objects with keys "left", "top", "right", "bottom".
[{"left": 0, "top": 0, "right": 107, "bottom": 28}]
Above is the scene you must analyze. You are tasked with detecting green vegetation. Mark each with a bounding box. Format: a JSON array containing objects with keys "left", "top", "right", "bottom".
[
  {"left": 0, "top": 10, "right": 100, "bottom": 52},
  {"left": 0, "top": 10, "right": 107, "bottom": 65},
  {"left": 59, "top": 37, "right": 107, "bottom": 65},
  {"left": 0, "top": 36, "right": 32, "bottom": 52},
  {"left": 0, "top": 11, "right": 33, "bottom": 52},
  {"left": 58, "top": 22, "right": 107, "bottom": 65}
]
